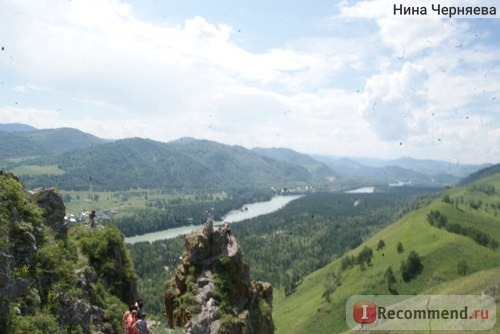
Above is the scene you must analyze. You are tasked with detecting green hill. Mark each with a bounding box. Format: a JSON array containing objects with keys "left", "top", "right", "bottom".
[
  {"left": 459, "top": 163, "right": 500, "bottom": 186},
  {"left": 0, "top": 131, "right": 41, "bottom": 159},
  {"left": 273, "top": 170, "right": 500, "bottom": 333},
  {"left": 0, "top": 127, "right": 107, "bottom": 160},
  {"left": 253, "top": 147, "right": 336, "bottom": 175},
  {"left": 19, "top": 137, "right": 314, "bottom": 191},
  {"left": 18, "top": 127, "right": 107, "bottom": 155},
  {"left": 3, "top": 125, "right": 492, "bottom": 192},
  {"left": 0, "top": 123, "right": 38, "bottom": 132}
]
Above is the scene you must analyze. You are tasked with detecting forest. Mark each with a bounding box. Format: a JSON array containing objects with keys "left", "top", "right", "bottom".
[
  {"left": 128, "top": 187, "right": 437, "bottom": 317},
  {"left": 110, "top": 187, "right": 274, "bottom": 236}
]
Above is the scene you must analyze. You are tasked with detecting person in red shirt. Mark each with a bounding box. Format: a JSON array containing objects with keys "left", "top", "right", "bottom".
[
  {"left": 125, "top": 309, "right": 138, "bottom": 334},
  {"left": 122, "top": 305, "right": 137, "bottom": 333}
]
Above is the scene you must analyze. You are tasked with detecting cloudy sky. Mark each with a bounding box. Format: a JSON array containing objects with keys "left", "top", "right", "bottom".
[{"left": 0, "top": 0, "right": 499, "bottom": 164}]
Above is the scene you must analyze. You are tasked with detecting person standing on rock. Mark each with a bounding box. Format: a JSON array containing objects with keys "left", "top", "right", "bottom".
[
  {"left": 224, "top": 222, "right": 231, "bottom": 242},
  {"left": 89, "top": 210, "right": 96, "bottom": 228}
]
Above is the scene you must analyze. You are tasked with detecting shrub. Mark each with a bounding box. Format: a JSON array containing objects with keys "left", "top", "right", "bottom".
[
  {"left": 356, "top": 246, "right": 373, "bottom": 265},
  {"left": 396, "top": 241, "right": 404, "bottom": 253},
  {"left": 12, "top": 311, "right": 61, "bottom": 334},
  {"left": 400, "top": 250, "right": 423, "bottom": 282},
  {"left": 457, "top": 260, "right": 468, "bottom": 276}
]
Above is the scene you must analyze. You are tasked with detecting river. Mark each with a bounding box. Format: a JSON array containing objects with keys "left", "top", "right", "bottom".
[
  {"left": 345, "top": 186, "right": 375, "bottom": 193},
  {"left": 125, "top": 195, "right": 303, "bottom": 243}
]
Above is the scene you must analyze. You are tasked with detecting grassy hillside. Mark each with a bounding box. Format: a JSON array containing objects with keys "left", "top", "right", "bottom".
[{"left": 273, "top": 172, "right": 500, "bottom": 333}]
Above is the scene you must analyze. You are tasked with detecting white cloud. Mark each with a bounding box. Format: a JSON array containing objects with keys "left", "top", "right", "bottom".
[
  {"left": 0, "top": 106, "right": 60, "bottom": 128},
  {"left": 0, "top": 0, "right": 498, "bottom": 164},
  {"left": 361, "top": 62, "right": 429, "bottom": 140},
  {"left": 338, "top": 0, "right": 471, "bottom": 56}
]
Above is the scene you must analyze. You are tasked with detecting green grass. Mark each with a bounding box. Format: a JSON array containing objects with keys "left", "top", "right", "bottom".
[
  {"left": 273, "top": 173, "right": 500, "bottom": 333},
  {"left": 61, "top": 189, "right": 228, "bottom": 216},
  {"left": 61, "top": 190, "right": 147, "bottom": 214},
  {"left": 9, "top": 164, "right": 65, "bottom": 176}
]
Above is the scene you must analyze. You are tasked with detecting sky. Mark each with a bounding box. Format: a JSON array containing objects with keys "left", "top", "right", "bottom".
[{"left": 0, "top": 0, "right": 499, "bottom": 164}]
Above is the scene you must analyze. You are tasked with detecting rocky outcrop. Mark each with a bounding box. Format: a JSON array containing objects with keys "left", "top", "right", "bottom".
[
  {"left": 0, "top": 171, "right": 137, "bottom": 333},
  {"left": 165, "top": 221, "right": 274, "bottom": 334},
  {"left": 29, "top": 187, "right": 68, "bottom": 239}
]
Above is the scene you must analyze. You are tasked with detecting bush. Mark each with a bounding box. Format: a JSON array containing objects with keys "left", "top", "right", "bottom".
[
  {"left": 356, "top": 246, "right": 373, "bottom": 265},
  {"left": 385, "top": 266, "right": 397, "bottom": 294},
  {"left": 427, "top": 210, "right": 447, "bottom": 228},
  {"left": 396, "top": 242, "right": 404, "bottom": 253},
  {"left": 400, "top": 250, "right": 423, "bottom": 282},
  {"left": 72, "top": 225, "right": 137, "bottom": 303},
  {"left": 12, "top": 311, "right": 61, "bottom": 334},
  {"left": 340, "top": 255, "right": 354, "bottom": 272}
]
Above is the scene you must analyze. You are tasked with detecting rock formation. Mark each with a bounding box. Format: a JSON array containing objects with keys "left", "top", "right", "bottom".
[
  {"left": 0, "top": 171, "right": 137, "bottom": 333},
  {"left": 165, "top": 221, "right": 274, "bottom": 333},
  {"left": 29, "top": 187, "right": 68, "bottom": 239}
]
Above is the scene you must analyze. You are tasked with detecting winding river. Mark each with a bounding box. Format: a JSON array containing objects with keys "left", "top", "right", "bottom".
[{"left": 125, "top": 195, "right": 303, "bottom": 243}]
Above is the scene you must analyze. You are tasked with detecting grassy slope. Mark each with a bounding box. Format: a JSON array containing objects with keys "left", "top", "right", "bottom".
[
  {"left": 273, "top": 173, "right": 500, "bottom": 333},
  {"left": 9, "top": 164, "right": 65, "bottom": 176}
]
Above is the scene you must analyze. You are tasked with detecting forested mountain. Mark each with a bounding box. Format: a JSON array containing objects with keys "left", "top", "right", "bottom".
[
  {"left": 2, "top": 124, "right": 491, "bottom": 191},
  {"left": 349, "top": 156, "right": 490, "bottom": 178},
  {"left": 314, "top": 155, "right": 482, "bottom": 187},
  {"left": 0, "top": 123, "right": 38, "bottom": 132},
  {"left": 0, "top": 126, "right": 107, "bottom": 159},
  {"left": 273, "top": 167, "right": 500, "bottom": 333},
  {"left": 252, "top": 147, "right": 338, "bottom": 179},
  {"left": 0, "top": 131, "right": 41, "bottom": 159},
  {"left": 20, "top": 137, "right": 315, "bottom": 190}
]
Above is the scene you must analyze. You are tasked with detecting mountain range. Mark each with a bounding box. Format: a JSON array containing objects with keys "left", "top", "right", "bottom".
[{"left": 0, "top": 123, "right": 492, "bottom": 191}]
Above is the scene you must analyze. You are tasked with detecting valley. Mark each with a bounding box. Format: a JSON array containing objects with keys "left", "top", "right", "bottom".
[{"left": 1, "top": 125, "right": 498, "bottom": 333}]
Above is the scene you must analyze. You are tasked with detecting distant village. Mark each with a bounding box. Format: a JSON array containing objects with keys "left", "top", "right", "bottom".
[{"left": 64, "top": 208, "right": 118, "bottom": 227}]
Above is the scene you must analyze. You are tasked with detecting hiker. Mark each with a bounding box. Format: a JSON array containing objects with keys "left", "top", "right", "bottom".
[
  {"left": 122, "top": 305, "right": 136, "bottom": 333},
  {"left": 224, "top": 222, "right": 231, "bottom": 237},
  {"left": 123, "top": 305, "right": 138, "bottom": 334},
  {"left": 133, "top": 312, "right": 151, "bottom": 334},
  {"left": 135, "top": 299, "right": 144, "bottom": 318},
  {"left": 224, "top": 222, "right": 231, "bottom": 244},
  {"left": 126, "top": 309, "right": 138, "bottom": 334},
  {"left": 89, "top": 210, "right": 96, "bottom": 228}
]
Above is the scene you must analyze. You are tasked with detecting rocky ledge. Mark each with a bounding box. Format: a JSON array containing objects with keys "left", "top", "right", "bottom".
[{"left": 165, "top": 221, "right": 274, "bottom": 334}]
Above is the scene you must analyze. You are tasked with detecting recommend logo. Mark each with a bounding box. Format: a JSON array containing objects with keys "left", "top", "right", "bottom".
[
  {"left": 346, "top": 295, "right": 496, "bottom": 331},
  {"left": 353, "top": 301, "right": 377, "bottom": 324}
]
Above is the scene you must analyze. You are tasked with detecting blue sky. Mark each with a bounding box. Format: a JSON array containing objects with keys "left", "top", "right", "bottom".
[{"left": 0, "top": 0, "right": 499, "bottom": 164}]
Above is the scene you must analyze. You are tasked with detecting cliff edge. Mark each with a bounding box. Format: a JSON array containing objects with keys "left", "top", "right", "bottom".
[
  {"left": 0, "top": 171, "right": 137, "bottom": 333},
  {"left": 165, "top": 221, "right": 274, "bottom": 333}
]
